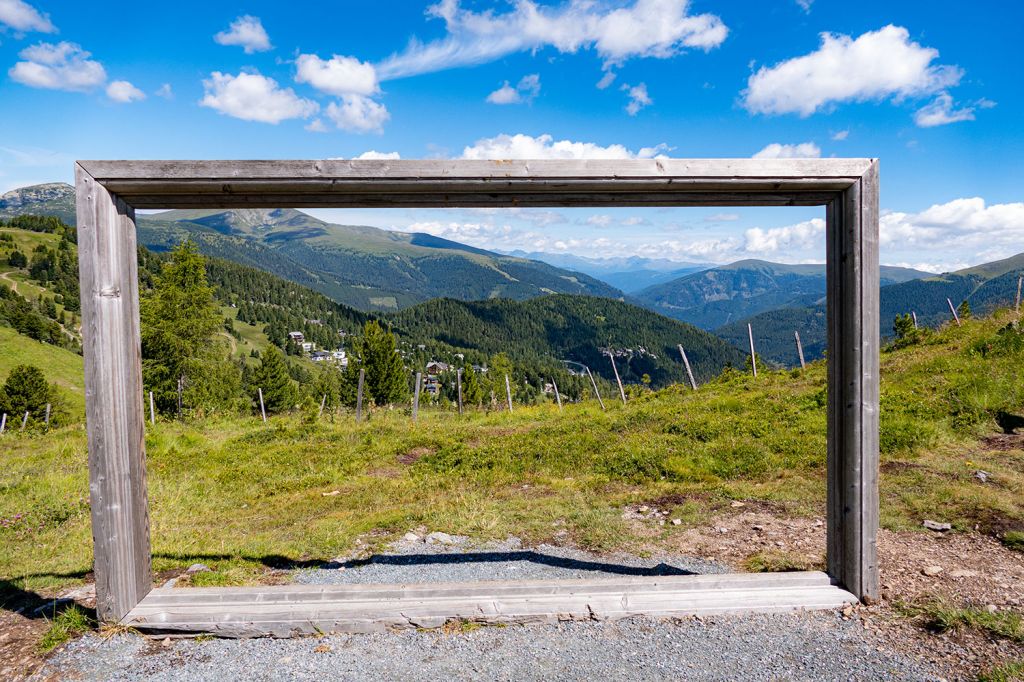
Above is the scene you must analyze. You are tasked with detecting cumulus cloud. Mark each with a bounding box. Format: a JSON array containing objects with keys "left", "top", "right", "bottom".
[
  {"left": 912, "top": 92, "right": 993, "bottom": 128},
  {"left": 743, "top": 25, "right": 963, "bottom": 117},
  {"left": 460, "top": 133, "right": 670, "bottom": 160},
  {"left": 796, "top": 0, "right": 813, "bottom": 12},
  {"left": 106, "top": 80, "right": 145, "bottom": 103},
  {"left": 295, "top": 53, "right": 379, "bottom": 96},
  {"left": 744, "top": 218, "right": 824, "bottom": 253},
  {"left": 880, "top": 198, "right": 1024, "bottom": 267},
  {"left": 752, "top": 142, "right": 821, "bottom": 159},
  {"left": 155, "top": 83, "right": 173, "bottom": 99},
  {"left": 325, "top": 95, "right": 390, "bottom": 133},
  {"left": 486, "top": 73, "right": 541, "bottom": 104},
  {"left": 214, "top": 15, "right": 271, "bottom": 54},
  {"left": 0, "top": 0, "right": 54, "bottom": 32},
  {"left": 200, "top": 71, "right": 318, "bottom": 124},
  {"left": 9, "top": 42, "right": 106, "bottom": 92},
  {"left": 355, "top": 150, "right": 401, "bottom": 160},
  {"left": 831, "top": 129, "right": 849, "bottom": 141},
  {"left": 621, "top": 82, "right": 651, "bottom": 115},
  {"left": 595, "top": 71, "right": 616, "bottom": 89},
  {"left": 304, "top": 119, "right": 328, "bottom": 133},
  {"left": 377, "top": 0, "right": 727, "bottom": 80}
]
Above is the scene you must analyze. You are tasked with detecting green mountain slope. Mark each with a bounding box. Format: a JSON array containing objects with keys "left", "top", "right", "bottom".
[
  {"left": 2, "top": 183, "right": 623, "bottom": 311},
  {"left": 387, "top": 295, "right": 747, "bottom": 387},
  {"left": 0, "top": 326, "right": 85, "bottom": 416},
  {"left": 633, "top": 259, "right": 931, "bottom": 330},
  {"left": 719, "top": 256, "right": 1024, "bottom": 366}
]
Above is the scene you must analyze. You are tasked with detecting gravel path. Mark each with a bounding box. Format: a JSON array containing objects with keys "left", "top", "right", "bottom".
[
  {"left": 35, "top": 613, "right": 940, "bottom": 681},
  {"left": 294, "top": 534, "right": 729, "bottom": 585},
  {"left": 31, "top": 537, "right": 943, "bottom": 680}
]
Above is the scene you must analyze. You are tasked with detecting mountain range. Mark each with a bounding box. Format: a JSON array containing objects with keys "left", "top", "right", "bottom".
[
  {"left": 499, "top": 250, "right": 710, "bottom": 293},
  {"left": 1, "top": 184, "right": 622, "bottom": 312},
  {"left": 631, "top": 259, "right": 934, "bottom": 330}
]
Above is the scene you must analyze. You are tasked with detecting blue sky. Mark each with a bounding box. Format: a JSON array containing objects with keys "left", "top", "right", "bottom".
[{"left": 0, "top": 0, "right": 1020, "bottom": 271}]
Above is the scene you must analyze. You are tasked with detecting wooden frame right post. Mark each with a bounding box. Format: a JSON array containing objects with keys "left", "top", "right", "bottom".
[{"left": 826, "top": 160, "right": 880, "bottom": 603}]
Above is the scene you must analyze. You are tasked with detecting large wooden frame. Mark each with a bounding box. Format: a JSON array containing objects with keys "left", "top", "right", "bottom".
[{"left": 76, "top": 159, "right": 879, "bottom": 628}]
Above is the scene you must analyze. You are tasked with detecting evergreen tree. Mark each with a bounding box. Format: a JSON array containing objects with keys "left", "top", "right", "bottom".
[
  {"left": 957, "top": 300, "right": 972, "bottom": 319},
  {"left": 0, "top": 364, "right": 57, "bottom": 425},
  {"left": 8, "top": 250, "right": 26, "bottom": 268},
  {"left": 350, "top": 320, "right": 407, "bottom": 406},
  {"left": 893, "top": 313, "right": 915, "bottom": 340},
  {"left": 460, "top": 365, "right": 484, "bottom": 407},
  {"left": 140, "top": 240, "right": 240, "bottom": 415},
  {"left": 251, "top": 345, "right": 297, "bottom": 414}
]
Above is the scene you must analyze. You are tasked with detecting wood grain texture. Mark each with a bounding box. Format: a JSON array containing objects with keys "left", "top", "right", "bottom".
[
  {"left": 677, "top": 345, "right": 698, "bottom": 390},
  {"left": 75, "top": 164, "right": 152, "bottom": 622},
  {"left": 123, "top": 572, "right": 857, "bottom": 637},
  {"left": 825, "top": 161, "right": 880, "bottom": 603}
]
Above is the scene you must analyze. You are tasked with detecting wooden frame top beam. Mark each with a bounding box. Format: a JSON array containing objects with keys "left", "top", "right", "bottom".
[{"left": 76, "top": 159, "right": 874, "bottom": 209}]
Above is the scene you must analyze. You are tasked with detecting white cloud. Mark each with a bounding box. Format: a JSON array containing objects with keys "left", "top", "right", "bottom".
[
  {"left": 200, "top": 71, "right": 318, "bottom": 124},
  {"left": 752, "top": 142, "right": 821, "bottom": 159},
  {"left": 831, "top": 129, "right": 849, "bottom": 141},
  {"left": 796, "top": 0, "right": 813, "bottom": 12},
  {"left": 743, "top": 25, "right": 963, "bottom": 117},
  {"left": 486, "top": 73, "right": 540, "bottom": 104},
  {"left": 595, "top": 71, "right": 616, "bottom": 89},
  {"left": 880, "top": 198, "right": 1024, "bottom": 267},
  {"left": 214, "top": 15, "right": 271, "bottom": 54},
  {"left": 305, "top": 119, "right": 328, "bottom": 133},
  {"left": 377, "top": 0, "right": 727, "bottom": 80},
  {"left": 355, "top": 150, "right": 401, "bottom": 160},
  {"left": 155, "top": 83, "right": 173, "bottom": 99},
  {"left": 705, "top": 212, "right": 740, "bottom": 222},
  {"left": 8, "top": 42, "right": 106, "bottom": 92},
  {"left": 460, "top": 133, "right": 670, "bottom": 160},
  {"left": 622, "top": 82, "right": 651, "bottom": 115},
  {"left": 0, "top": 0, "right": 54, "bottom": 33},
  {"left": 913, "top": 91, "right": 986, "bottom": 128},
  {"left": 744, "top": 218, "right": 824, "bottom": 253},
  {"left": 325, "top": 95, "right": 390, "bottom": 133},
  {"left": 106, "top": 80, "right": 145, "bottom": 103},
  {"left": 295, "top": 53, "right": 379, "bottom": 96},
  {"left": 586, "top": 214, "right": 612, "bottom": 227}
]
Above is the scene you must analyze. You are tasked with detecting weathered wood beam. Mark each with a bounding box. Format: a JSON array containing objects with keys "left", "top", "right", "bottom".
[{"left": 75, "top": 163, "right": 152, "bottom": 622}]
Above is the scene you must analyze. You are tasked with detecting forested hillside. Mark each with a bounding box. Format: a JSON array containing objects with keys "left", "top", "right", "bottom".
[
  {"left": 388, "top": 295, "right": 747, "bottom": 387},
  {"left": 2, "top": 183, "right": 624, "bottom": 311},
  {"left": 719, "top": 255, "right": 1024, "bottom": 366},
  {"left": 633, "top": 259, "right": 930, "bottom": 329}
]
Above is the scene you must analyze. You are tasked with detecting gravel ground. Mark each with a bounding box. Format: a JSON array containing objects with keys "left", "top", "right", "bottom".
[
  {"left": 33, "top": 613, "right": 941, "bottom": 681},
  {"left": 293, "top": 534, "right": 730, "bottom": 585}
]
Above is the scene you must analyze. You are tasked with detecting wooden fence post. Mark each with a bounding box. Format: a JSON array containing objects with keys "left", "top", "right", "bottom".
[
  {"left": 747, "top": 323, "right": 758, "bottom": 377},
  {"left": 257, "top": 388, "right": 266, "bottom": 422},
  {"left": 504, "top": 374, "right": 514, "bottom": 413},
  {"left": 1016, "top": 275, "right": 1022, "bottom": 316},
  {"left": 946, "top": 298, "right": 961, "bottom": 326},
  {"left": 413, "top": 372, "right": 422, "bottom": 423},
  {"left": 176, "top": 376, "right": 182, "bottom": 418},
  {"left": 551, "top": 378, "right": 563, "bottom": 411},
  {"left": 677, "top": 345, "right": 697, "bottom": 390},
  {"left": 148, "top": 391, "right": 155, "bottom": 426},
  {"left": 607, "top": 353, "right": 626, "bottom": 404},
  {"left": 456, "top": 369, "right": 464, "bottom": 415},
  {"left": 318, "top": 394, "right": 327, "bottom": 419},
  {"left": 21, "top": 411, "right": 29, "bottom": 430},
  {"left": 0, "top": 413, "right": 6, "bottom": 434},
  {"left": 586, "top": 366, "right": 606, "bottom": 411},
  {"left": 44, "top": 403, "right": 51, "bottom": 429},
  {"left": 355, "top": 368, "right": 365, "bottom": 422},
  {"left": 794, "top": 331, "right": 806, "bottom": 370},
  {"left": 911, "top": 311, "right": 918, "bottom": 329}
]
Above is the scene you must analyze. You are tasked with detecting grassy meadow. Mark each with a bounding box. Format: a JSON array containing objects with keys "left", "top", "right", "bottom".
[{"left": 1, "top": 310, "right": 1023, "bottom": 594}]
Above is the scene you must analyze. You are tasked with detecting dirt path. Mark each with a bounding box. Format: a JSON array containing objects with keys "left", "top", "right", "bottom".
[{"left": 0, "top": 269, "right": 20, "bottom": 293}]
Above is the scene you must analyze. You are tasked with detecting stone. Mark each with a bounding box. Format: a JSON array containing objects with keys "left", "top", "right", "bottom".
[
  {"left": 922, "top": 565, "right": 943, "bottom": 576},
  {"left": 186, "top": 563, "right": 212, "bottom": 574},
  {"left": 60, "top": 584, "right": 96, "bottom": 602},
  {"left": 718, "top": 527, "right": 729, "bottom": 534},
  {"left": 671, "top": 518, "right": 682, "bottom": 526},
  {"left": 752, "top": 525, "right": 765, "bottom": 532},
  {"left": 321, "top": 490, "right": 341, "bottom": 497},
  {"left": 426, "top": 531, "right": 454, "bottom": 545},
  {"left": 974, "top": 470, "right": 990, "bottom": 483},
  {"left": 922, "top": 520, "right": 952, "bottom": 532},
  {"left": 949, "top": 569, "right": 978, "bottom": 578},
  {"left": 161, "top": 637, "right": 172, "bottom": 647},
  {"left": 403, "top": 532, "right": 422, "bottom": 543},
  {"left": 638, "top": 506, "right": 649, "bottom": 513},
  {"left": 730, "top": 501, "right": 745, "bottom": 508},
  {"left": 986, "top": 604, "right": 998, "bottom": 614}
]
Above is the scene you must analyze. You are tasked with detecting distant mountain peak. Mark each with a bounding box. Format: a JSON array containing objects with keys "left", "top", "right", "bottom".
[{"left": 0, "top": 182, "right": 74, "bottom": 209}]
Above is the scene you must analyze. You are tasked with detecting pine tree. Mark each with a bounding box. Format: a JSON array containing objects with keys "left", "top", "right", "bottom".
[
  {"left": 141, "top": 240, "right": 240, "bottom": 415},
  {"left": 351, "top": 320, "right": 407, "bottom": 406},
  {"left": 0, "top": 365, "right": 54, "bottom": 425},
  {"left": 460, "top": 365, "right": 485, "bottom": 407},
  {"left": 251, "top": 345, "right": 297, "bottom": 414}
]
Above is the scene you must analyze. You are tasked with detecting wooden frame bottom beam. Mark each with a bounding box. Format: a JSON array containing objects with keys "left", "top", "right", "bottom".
[{"left": 123, "top": 572, "right": 857, "bottom": 638}]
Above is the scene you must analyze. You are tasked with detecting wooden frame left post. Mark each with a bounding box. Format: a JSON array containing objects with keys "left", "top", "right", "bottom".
[{"left": 76, "top": 164, "right": 152, "bottom": 622}]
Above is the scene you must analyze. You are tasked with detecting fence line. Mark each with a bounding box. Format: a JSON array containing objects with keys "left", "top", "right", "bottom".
[
  {"left": 21, "top": 411, "right": 29, "bottom": 430},
  {"left": 551, "top": 378, "right": 563, "bottom": 412},
  {"left": 257, "top": 388, "right": 266, "bottom": 422},
  {"left": 607, "top": 353, "right": 627, "bottom": 404},
  {"left": 413, "top": 372, "right": 422, "bottom": 423},
  {"left": 0, "top": 413, "right": 6, "bottom": 434},
  {"left": 677, "top": 345, "right": 697, "bottom": 390},
  {"left": 355, "top": 368, "right": 365, "bottom": 422},
  {"left": 747, "top": 323, "right": 758, "bottom": 377},
  {"left": 794, "top": 331, "right": 806, "bottom": 370},
  {"left": 504, "top": 374, "right": 513, "bottom": 413},
  {"left": 947, "top": 298, "right": 961, "bottom": 326},
  {"left": 149, "top": 391, "right": 155, "bottom": 425},
  {"left": 585, "top": 366, "right": 606, "bottom": 411},
  {"left": 456, "top": 368, "right": 464, "bottom": 415}
]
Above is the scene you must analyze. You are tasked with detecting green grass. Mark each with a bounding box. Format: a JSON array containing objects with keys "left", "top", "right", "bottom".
[
  {"left": 0, "top": 326, "right": 86, "bottom": 416},
  {"left": 978, "top": 660, "right": 1024, "bottom": 682},
  {"left": 0, "top": 311, "right": 1021, "bottom": 596},
  {"left": 38, "top": 604, "right": 95, "bottom": 652},
  {"left": 900, "top": 599, "right": 1024, "bottom": 643}
]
